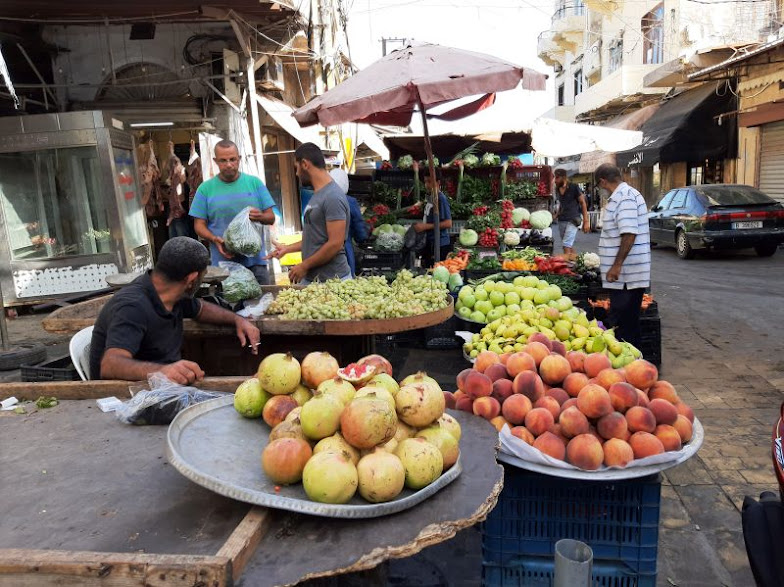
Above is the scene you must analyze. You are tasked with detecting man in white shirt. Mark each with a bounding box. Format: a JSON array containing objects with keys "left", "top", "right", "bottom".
[{"left": 594, "top": 163, "right": 651, "bottom": 348}]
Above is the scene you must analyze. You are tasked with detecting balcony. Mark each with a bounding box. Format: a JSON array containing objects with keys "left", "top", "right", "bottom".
[
  {"left": 574, "top": 63, "right": 667, "bottom": 119},
  {"left": 537, "top": 31, "right": 567, "bottom": 67},
  {"left": 552, "top": 3, "right": 586, "bottom": 52},
  {"left": 583, "top": 0, "right": 620, "bottom": 14}
]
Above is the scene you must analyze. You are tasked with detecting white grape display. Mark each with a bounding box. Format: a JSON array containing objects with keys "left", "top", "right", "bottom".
[{"left": 267, "top": 271, "right": 450, "bottom": 320}]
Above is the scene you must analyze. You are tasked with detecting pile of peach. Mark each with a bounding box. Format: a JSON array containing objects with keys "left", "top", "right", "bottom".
[{"left": 448, "top": 340, "right": 695, "bottom": 470}]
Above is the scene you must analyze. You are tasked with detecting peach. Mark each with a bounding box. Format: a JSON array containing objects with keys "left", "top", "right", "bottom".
[
  {"left": 525, "top": 407, "right": 555, "bottom": 437},
  {"left": 563, "top": 372, "right": 590, "bottom": 398},
  {"left": 506, "top": 352, "right": 537, "bottom": 377},
  {"left": 629, "top": 431, "right": 665, "bottom": 459},
  {"left": 262, "top": 395, "right": 299, "bottom": 428},
  {"left": 534, "top": 396, "right": 561, "bottom": 420},
  {"left": 576, "top": 384, "right": 613, "bottom": 419},
  {"left": 499, "top": 352, "right": 511, "bottom": 366},
  {"left": 443, "top": 391, "right": 456, "bottom": 410},
  {"left": 624, "top": 359, "right": 658, "bottom": 391},
  {"left": 473, "top": 396, "right": 501, "bottom": 420},
  {"left": 558, "top": 406, "right": 590, "bottom": 438},
  {"left": 490, "top": 415, "right": 509, "bottom": 432},
  {"left": 654, "top": 424, "right": 682, "bottom": 451},
  {"left": 491, "top": 379, "right": 515, "bottom": 404},
  {"left": 501, "top": 394, "right": 533, "bottom": 425},
  {"left": 455, "top": 395, "right": 474, "bottom": 413},
  {"left": 485, "top": 362, "right": 510, "bottom": 383},
  {"left": 510, "top": 426, "right": 535, "bottom": 445},
  {"left": 597, "top": 411, "right": 629, "bottom": 440},
  {"left": 636, "top": 389, "right": 650, "bottom": 408},
  {"left": 649, "top": 380, "right": 679, "bottom": 403},
  {"left": 603, "top": 438, "right": 634, "bottom": 468},
  {"left": 545, "top": 387, "right": 570, "bottom": 406},
  {"left": 587, "top": 425, "right": 604, "bottom": 443},
  {"left": 464, "top": 370, "right": 493, "bottom": 399},
  {"left": 542, "top": 382, "right": 552, "bottom": 392},
  {"left": 549, "top": 423, "right": 570, "bottom": 446},
  {"left": 566, "top": 351, "right": 587, "bottom": 373},
  {"left": 475, "top": 350, "right": 501, "bottom": 373},
  {"left": 584, "top": 353, "right": 612, "bottom": 378},
  {"left": 453, "top": 390, "right": 466, "bottom": 400},
  {"left": 523, "top": 342, "right": 551, "bottom": 366},
  {"left": 456, "top": 368, "right": 473, "bottom": 392},
  {"left": 648, "top": 398, "right": 678, "bottom": 425},
  {"left": 528, "top": 332, "right": 553, "bottom": 350},
  {"left": 512, "top": 371, "right": 545, "bottom": 402},
  {"left": 673, "top": 415, "right": 693, "bottom": 443},
  {"left": 534, "top": 431, "right": 566, "bottom": 460},
  {"left": 675, "top": 402, "right": 695, "bottom": 423},
  {"left": 608, "top": 382, "right": 639, "bottom": 413},
  {"left": 566, "top": 434, "right": 604, "bottom": 470},
  {"left": 562, "top": 398, "right": 579, "bottom": 412},
  {"left": 595, "top": 368, "right": 626, "bottom": 390},
  {"left": 625, "top": 406, "right": 656, "bottom": 433},
  {"left": 539, "top": 354, "right": 572, "bottom": 386},
  {"left": 550, "top": 340, "right": 567, "bottom": 357}
]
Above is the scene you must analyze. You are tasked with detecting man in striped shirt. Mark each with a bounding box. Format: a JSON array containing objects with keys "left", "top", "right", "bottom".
[{"left": 594, "top": 164, "right": 651, "bottom": 348}]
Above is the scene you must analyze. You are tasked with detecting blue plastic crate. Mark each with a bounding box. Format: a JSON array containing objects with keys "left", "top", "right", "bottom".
[
  {"left": 481, "top": 466, "right": 660, "bottom": 577},
  {"left": 482, "top": 557, "right": 656, "bottom": 587}
]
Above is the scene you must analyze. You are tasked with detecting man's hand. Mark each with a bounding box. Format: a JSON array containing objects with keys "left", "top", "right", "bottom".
[
  {"left": 413, "top": 222, "right": 428, "bottom": 233},
  {"left": 606, "top": 263, "right": 622, "bottom": 283},
  {"left": 248, "top": 207, "right": 265, "bottom": 222},
  {"left": 235, "top": 317, "right": 261, "bottom": 355},
  {"left": 288, "top": 263, "right": 307, "bottom": 283},
  {"left": 214, "top": 237, "right": 233, "bottom": 259},
  {"left": 158, "top": 360, "right": 205, "bottom": 385},
  {"left": 582, "top": 219, "right": 591, "bottom": 234},
  {"left": 264, "top": 241, "right": 288, "bottom": 260}
]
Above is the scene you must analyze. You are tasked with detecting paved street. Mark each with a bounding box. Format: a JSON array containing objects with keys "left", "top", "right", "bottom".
[{"left": 2, "top": 233, "right": 783, "bottom": 586}]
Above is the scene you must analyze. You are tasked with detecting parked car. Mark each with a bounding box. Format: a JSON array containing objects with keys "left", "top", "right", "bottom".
[{"left": 648, "top": 184, "right": 784, "bottom": 259}]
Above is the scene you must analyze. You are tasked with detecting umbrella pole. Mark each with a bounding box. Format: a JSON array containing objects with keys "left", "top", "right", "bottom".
[{"left": 418, "top": 102, "right": 441, "bottom": 265}]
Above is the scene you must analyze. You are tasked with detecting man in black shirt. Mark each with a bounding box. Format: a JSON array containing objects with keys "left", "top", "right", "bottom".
[
  {"left": 554, "top": 168, "right": 590, "bottom": 255},
  {"left": 90, "top": 237, "right": 260, "bottom": 384}
]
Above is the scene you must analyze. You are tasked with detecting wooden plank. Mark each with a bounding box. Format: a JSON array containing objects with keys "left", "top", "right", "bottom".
[
  {"left": 0, "top": 377, "right": 247, "bottom": 401},
  {"left": 216, "top": 507, "right": 270, "bottom": 580},
  {"left": 0, "top": 549, "right": 230, "bottom": 587}
]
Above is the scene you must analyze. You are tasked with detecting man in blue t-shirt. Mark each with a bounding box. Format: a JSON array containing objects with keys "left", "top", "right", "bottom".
[
  {"left": 413, "top": 166, "right": 452, "bottom": 268},
  {"left": 190, "top": 140, "right": 276, "bottom": 285}
]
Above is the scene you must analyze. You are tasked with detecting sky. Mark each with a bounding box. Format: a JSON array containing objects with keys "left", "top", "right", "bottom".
[{"left": 345, "top": 0, "right": 557, "bottom": 121}]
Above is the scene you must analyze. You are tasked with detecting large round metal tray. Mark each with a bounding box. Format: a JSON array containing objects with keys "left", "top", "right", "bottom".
[
  {"left": 498, "top": 417, "right": 704, "bottom": 480},
  {"left": 166, "top": 395, "right": 462, "bottom": 518}
]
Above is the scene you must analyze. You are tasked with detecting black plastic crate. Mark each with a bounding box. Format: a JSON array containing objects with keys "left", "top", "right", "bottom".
[
  {"left": 373, "top": 169, "right": 417, "bottom": 190},
  {"left": 640, "top": 315, "right": 662, "bottom": 367},
  {"left": 21, "top": 355, "right": 80, "bottom": 382},
  {"left": 357, "top": 251, "right": 405, "bottom": 272},
  {"left": 482, "top": 557, "right": 656, "bottom": 587},
  {"left": 423, "top": 315, "right": 462, "bottom": 349}
]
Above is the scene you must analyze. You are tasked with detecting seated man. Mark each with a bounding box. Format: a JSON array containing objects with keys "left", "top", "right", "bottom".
[{"left": 90, "top": 237, "right": 260, "bottom": 384}]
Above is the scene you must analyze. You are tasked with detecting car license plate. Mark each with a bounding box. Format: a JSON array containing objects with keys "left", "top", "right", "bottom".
[{"left": 732, "top": 221, "right": 762, "bottom": 229}]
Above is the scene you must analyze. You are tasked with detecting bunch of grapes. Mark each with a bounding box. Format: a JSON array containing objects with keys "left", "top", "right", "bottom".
[
  {"left": 478, "top": 228, "right": 499, "bottom": 248},
  {"left": 500, "top": 200, "right": 514, "bottom": 229}
]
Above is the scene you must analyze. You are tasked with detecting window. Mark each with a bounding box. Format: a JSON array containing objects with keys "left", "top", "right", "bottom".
[
  {"left": 689, "top": 159, "right": 723, "bottom": 185},
  {"left": 671, "top": 189, "right": 688, "bottom": 209},
  {"left": 574, "top": 69, "right": 583, "bottom": 96},
  {"left": 609, "top": 38, "right": 623, "bottom": 74},
  {"left": 655, "top": 190, "right": 676, "bottom": 211},
  {"left": 642, "top": 5, "right": 664, "bottom": 65},
  {"left": 557, "top": 83, "right": 565, "bottom": 106}
]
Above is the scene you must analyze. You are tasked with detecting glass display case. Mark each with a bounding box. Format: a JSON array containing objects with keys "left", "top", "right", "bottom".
[{"left": 0, "top": 111, "right": 151, "bottom": 304}]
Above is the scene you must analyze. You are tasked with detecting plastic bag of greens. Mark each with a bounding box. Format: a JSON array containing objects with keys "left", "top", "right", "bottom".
[
  {"left": 219, "top": 261, "right": 262, "bottom": 303},
  {"left": 223, "top": 206, "right": 263, "bottom": 256},
  {"left": 115, "top": 373, "right": 224, "bottom": 425}
]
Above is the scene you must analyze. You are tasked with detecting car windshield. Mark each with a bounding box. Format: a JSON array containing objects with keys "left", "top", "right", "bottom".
[{"left": 697, "top": 186, "right": 775, "bottom": 206}]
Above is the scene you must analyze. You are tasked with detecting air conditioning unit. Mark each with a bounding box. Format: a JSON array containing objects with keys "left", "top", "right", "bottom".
[{"left": 259, "top": 56, "right": 284, "bottom": 91}]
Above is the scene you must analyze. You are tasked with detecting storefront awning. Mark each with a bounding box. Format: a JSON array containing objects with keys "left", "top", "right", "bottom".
[
  {"left": 615, "top": 84, "right": 736, "bottom": 168},
  {"left": 578, "top": 104, "right": 660, "bottom": 173},
  {"left": 256, "top": 94, "right": 324, "bottom": 147}
]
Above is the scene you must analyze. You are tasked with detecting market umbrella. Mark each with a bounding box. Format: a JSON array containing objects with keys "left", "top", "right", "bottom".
[{"left": 293, "top": 42, "right": 547, "bottom": 263}]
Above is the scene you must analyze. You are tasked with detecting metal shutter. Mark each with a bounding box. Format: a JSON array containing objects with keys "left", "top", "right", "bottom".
[{"left": 759, "top": 121, "right": 784, "bottom": 203}]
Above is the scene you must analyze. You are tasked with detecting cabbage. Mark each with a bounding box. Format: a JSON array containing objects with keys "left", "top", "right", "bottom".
[
  {"left": 432, "top": 265, "right": 451, "bottom": 284},
  {"left": 397, "top": 155, "right": 414, "bottom": 170},
  {"left": 480, "top": 152, "right": 501, "bottom": 167},
  {"left": 459, "top": 228, "right": 478, "bottom": 246},
  {"left": 462, "top": 154, "right": 480, "bottom": 168},
  {"left": 529, "top": 210, "right": 553, "bottom": 230},
  {"left": 372, "top": 223, "right": 394, "bottom": 236},
  {"left": 448, "top": 272, "right": 464, "bottom": 292},
  {"left": 512, "top": 207, "right": 530, "bottom": 225},
  {"left": 392, "top": 224, "right": 408, "bottom": 236},
  {"left": 374, "top": 231, "right": 404, "bottom": 252},
  {"left": 503, "top": 231, "right": 520, "bottom": 246}
]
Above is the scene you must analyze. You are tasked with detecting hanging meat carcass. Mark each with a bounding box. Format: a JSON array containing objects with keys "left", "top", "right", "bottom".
[
  {"left": 138, "top": 142, "right": 163, "bottom": 218},
  {"left": 185, "top": 139, "right": 203, "bottom": 206},
  {"left": 164, "top": 141, "right": 186, "bottom": 227}
]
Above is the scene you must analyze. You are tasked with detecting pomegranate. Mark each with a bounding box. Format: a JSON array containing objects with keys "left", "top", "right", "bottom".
[
  {"left": 337, "top": 362, "right": 377, "bottom": 384},
  {"left": 400, "top": 371, "right": 441, "bottom": 391},
  {"left": 356, "top": 448, "right": 406, "bottom": 503},
  {"left": 353, "top": 387, "right": 395, "bottom": 411},
  {"left": 316, "top": 376, "right": 356, "bottom": 406},
  {"left": 395, "top": 438, "right": 444, "bottom": 490},
  {"left": 261, "top": 438, "right": 312, "bottom": 485},
  {"left": 367, "top": 373, "right": 400, "bottom": 397},
  {"left": 300, "top": 352, "right": 340, "bottom": 389},
  {"left": 233, "top": 378, "right": 269, "bottom": 418},
  {"left": 300, "top": 392, "right": 344, "bottom": 440},
  {"left": 257, "top": 353, "right": 301, "bottom": 395},
  {"left": 313, "top": 432, "right": 360, "bottom": 465},
  {"left": 395, "top": 383, "right": 445, "bottom": 428},
  {"left": 262, "top": 395, "right": 298, "bottom": 428},
  {"left": 290, "top": 385, "right": 313, "bottom": 407},
  {"left": 415, "top": 426, "right": 460, "bottom": 470},
  {"left": 340, "top": 396, "right": 397, "bottom": 449},
  {"left": 393, "top": 421, "right": 417, "bottom": 443},
  {"left": 302, "top": 451, "right": 358, "bottom": 504},
  {"left": 269, "top": 418, "right": 308, "bottom": 443},
  {"left": 284, "top": 406, "right": 302, "bottom": 423},
  {"left": 357, "top": 354, "right": 394, "bottom": 377},
  {"left": 436, "top": 413, "right": 462, "bottom": 442}
]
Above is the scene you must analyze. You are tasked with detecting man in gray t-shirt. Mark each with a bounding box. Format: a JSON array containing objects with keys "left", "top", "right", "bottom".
[{"left": 267, "top": 143, "right": 350, "bottom": 283}]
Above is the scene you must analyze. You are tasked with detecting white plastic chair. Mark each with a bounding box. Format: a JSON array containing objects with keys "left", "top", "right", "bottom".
[{"left": 69, "top": 325, "right": 94, "bottom": 381}]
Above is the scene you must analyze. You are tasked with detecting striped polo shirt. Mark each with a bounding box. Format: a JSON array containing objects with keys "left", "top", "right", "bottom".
[{"left": 598, "top": 182, "right": 651, "bottom": 290}]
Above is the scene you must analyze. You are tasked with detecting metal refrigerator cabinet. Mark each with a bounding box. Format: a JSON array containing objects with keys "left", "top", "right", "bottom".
[{"left": 0, "top": 111, "right": 152, "bottom": 305}]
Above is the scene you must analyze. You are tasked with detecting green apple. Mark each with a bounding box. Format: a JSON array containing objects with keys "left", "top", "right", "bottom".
[
  {"left": 458, "top": 306, "right": 473, "bottom": 319},
  {"left": 496, "top": 282, "right": 512, "bottom": 294},
  {"left": 474, "top": 287, "right": 489, "bottom": 301},
  {"left": 521, "top": 275, "right": 539, "bottom": 288},
  {"left": 506, "top": 303, "right": 521, "bottom": 315},
  {"left": 537, "top": 279, "right": 550, "bottom": 289},
  {"left": 533, "top": 289, "right": 550, "bottom": 305},
  {"left": 461, "top": 293, "right": 476, "bottom": 309},
  {"left": 555, "top": 296, "right": 573, "bottom": 312},
  {"left": 522, "top": 287, "right": 537, "bottom": 301},
  {"left": 458, "top": 285, "right": 474, "bottom": 301},
  {"left": 538, "top": 317, "right": 553, "bottom": 329},
  {"left": 456, "top": 299, "right": 464, "bottom": 311},
  {"left": 489, "top": 291, "right": 506, "bottom": 307},
  {"left": 549, "top": 284, "right": 562, "bottom": 298},
  {"left": 487, "top": 307, "right": 506, "bottom": 323},
  {"left": 483, "top": 281, "right": 497, "bottom": 293},
  {"left": 520, "top": 300, "right": 535, "bottom": 310},
  {"left": 513, "top": 276, "right": 527, "bottom": 287},
  {"left": 470, "top": 310, "right": 487, "bottom": 323},
  {"left": 504, "top": 291, "right": 521, "bottom": 306},
  {"left": 475, "top": 300, "right": 494, "bottom": 315}
]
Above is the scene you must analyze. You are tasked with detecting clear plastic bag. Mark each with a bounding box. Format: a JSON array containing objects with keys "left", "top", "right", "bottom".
[
  {"left": 236, "top": 292, "right": 275, "bottom": 319},
  {"left": 223, "top": 206, "right": 263, "bottom": 256},
  {"left": 219, "top": 261, "right": 262, "bottom": 303},
  {"left": 115, "top": 373, "right": 224, "bottom": 425}
]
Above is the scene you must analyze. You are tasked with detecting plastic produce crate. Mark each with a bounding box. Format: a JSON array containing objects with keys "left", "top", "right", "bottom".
[
  {"left": 639, "top": 314, "right": 662, "bottom": 368},
  {"left": 482, "top": 557, "right": 655, "bottom": 587},
  {"left": 481, "top": 465, "right": 661, "bottom": 586},
  {"left": 423, "top": 315, "right": 462, "bottom": 349},
  {"left": 373, "top": 169, "right": 417, "bottom": 190},
  {"left": 21, "top": 355, "right": 80, "bottom": 382},
  {"left": 357, "top": 251, "right": 405, "bottom": 273}
]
